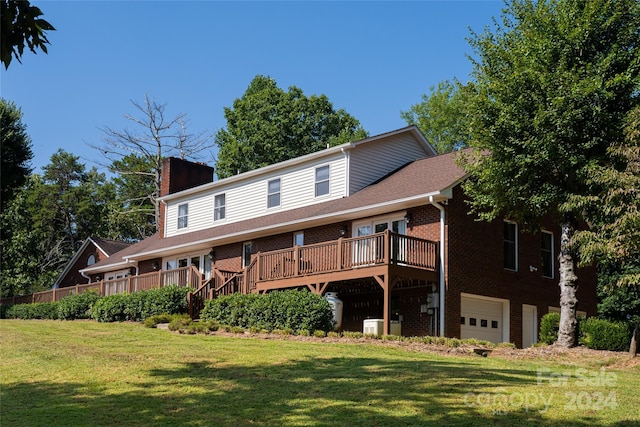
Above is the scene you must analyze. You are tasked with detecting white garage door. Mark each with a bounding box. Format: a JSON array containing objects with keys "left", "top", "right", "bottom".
[{"left": 461, "top": 296, "right": 505, "bottom": 344}]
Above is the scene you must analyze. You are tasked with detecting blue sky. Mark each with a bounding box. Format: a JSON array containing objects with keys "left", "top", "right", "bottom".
[{"left": 1, "top": 1, "right": 504, "bottom": 173}]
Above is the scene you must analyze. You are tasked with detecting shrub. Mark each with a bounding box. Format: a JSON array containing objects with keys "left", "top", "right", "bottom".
[
  {"left": 579, "top": 318, "right": 632, "bottom": 352},
  {"left": 201, "top": 289, "right": 334, "bottom": 332},
  {"left": 6, "top": 302, "right": 60, "bottom": 320},
  {"left": 230, "top": 326, "right": 246, "bottom": 334},
  {"left": 342, "top": 331, "right": 363, "bottom": 339},
  {"left": 327, "top": 331, "right": 340, "bottom": 338},
  {"left": 91, "top": 286, "right": 190, "bottom": 322},
  {"left": 168, "top": 316, "right": 193, "bottom": 331},
  {"left": 144, "top": 313, "right": 190, "bottom": 328},
  {"left": 539, "top": 312, "right": 560, "bottom": 345},
  {"left": 297, "top": 329, "right": 310, "bottom": 336},
  {"left": 0, "top": 304, "right": 12, "bottom": 319},
  {"left": 58, "top": 290, "right": 101, "bottom": 320},
  {"left": 313, "top": 330, "right": 326, "bottom": 338}
]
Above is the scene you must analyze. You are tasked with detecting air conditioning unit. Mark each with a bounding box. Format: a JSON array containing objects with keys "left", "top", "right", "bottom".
[{"left": 363, "top": 319, "right": 401, "bottom": 336}]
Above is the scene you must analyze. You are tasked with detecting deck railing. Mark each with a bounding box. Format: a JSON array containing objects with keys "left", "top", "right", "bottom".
[
  {"left": 2, "top": 265, "right": 202, "bottom": 305},
  {"left": 246, "top": 230, "right": 437, "bottom": 290}
]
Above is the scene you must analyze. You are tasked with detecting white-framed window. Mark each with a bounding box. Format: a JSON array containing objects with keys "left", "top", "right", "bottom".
[
  {"left": 504, "top": 221, "right": 518, "bottom": 271},
  {"left": 315, "top": 165, "right": 330, "bottom": 197},
  {"left": 214, "top": 193, "right": 226, "bottom": 221},
  {"left": 541, "top": 231, "right": 554, "bottom": 278},
  {"left": 242, "top": 242, "right": 253, "bottom": 268},
  {"left": 178, "top": 203, "right": 188, "bottom": 229},
  {"left": 294, "top": 231, "right": 304, "bottom": 247},
  {"left": 162, "top": 251, "right": 213, "bottom": 279},
  {"left": 267, "top": 178, "right": 281, "bottom": 208}
]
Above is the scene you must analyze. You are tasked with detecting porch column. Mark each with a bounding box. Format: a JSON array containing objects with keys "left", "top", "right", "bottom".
[{"left": 374, "top": 274, "right": 391, "bottom": 336}]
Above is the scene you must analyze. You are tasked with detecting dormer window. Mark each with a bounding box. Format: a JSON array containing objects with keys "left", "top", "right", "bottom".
[
  {"left": 178, "top": 203, "right": 188, "bottom": 229},
  {"left": 268, "top": 178, "right": 281, "bottom": 208},
  {"left": 214, "top": 193, "right": 226, "bottom": 221},
  {"left": 315, "top": 165, "right": 330, "bottom": 197}
]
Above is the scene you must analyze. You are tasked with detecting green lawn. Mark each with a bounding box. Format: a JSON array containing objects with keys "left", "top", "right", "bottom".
[{"left": 1, "top": 320, "right": 638, "bottom": 426}]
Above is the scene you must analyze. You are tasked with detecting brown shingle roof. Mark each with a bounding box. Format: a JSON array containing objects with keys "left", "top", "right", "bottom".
[{"left": 86, "top": 150, "right": 466, "bottom": 270}]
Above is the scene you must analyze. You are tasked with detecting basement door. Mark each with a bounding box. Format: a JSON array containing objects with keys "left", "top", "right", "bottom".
[
  {"left": 522, "top": 304, "right": 537, "bottom": 348},
  {"left": 460, "top": 295, "right": 505, "bottom": 344}
]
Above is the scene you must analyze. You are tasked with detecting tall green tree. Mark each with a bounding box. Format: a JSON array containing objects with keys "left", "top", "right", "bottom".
[
  {"left": 401, "top": 80, "right": 470, "bottom": 154},
  {"left": 214, "top": 75, "right": 368, "bottom": 178},
  {"left": 1, "top": 0, "right": 55, "bottom": 69},
  {"left": 0, "top": 99, "right": 33, "bottom": 212},
  {"left": 460, "top": 0, "right": 640, "bottom": 347},
  {"left": 0, "top": 151, "right": 114, "bottom": 297},
  {"left": 567, "top": 107, "right": 640, "bottom": 355}
]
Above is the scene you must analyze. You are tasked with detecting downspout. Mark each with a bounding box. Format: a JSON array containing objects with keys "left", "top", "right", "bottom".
[
  {"left": 80, "top": 270, "right": 91, "bottom": 283},
  {"left": 429, "top": 196, "right": 446, "bottom": 337}
]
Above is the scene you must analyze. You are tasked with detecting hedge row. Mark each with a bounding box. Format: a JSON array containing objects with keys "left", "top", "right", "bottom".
[
  {"left": 539, "top": 312, "right": 634, "bottom": 351},
  {"left": 200, "top": 289, "right": 334, "bottom": 332},
  {"left": 3, "top": 286, "right": 189, "bottom": 322}
]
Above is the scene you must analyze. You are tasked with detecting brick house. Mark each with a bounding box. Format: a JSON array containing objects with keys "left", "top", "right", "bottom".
[
  {"left": 53, "top": 237, "right": 131, "bottom": 289},
  {"left": 81, "top": 126, "right": 596, "bottom": 347}
]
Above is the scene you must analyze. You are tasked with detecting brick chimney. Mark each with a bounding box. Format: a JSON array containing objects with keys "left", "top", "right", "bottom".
[{"left": 158, "top": 157, "right": 214, "bottom": 237}]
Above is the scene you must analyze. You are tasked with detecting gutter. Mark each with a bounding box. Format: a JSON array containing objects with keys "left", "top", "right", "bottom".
[{"left": 429, "top": 195, "right": 446, "bottom": 337}]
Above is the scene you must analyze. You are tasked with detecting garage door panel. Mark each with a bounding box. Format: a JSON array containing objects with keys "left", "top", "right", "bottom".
[{"left": 461, "top": 296, "right": 504, "bottom": 343}]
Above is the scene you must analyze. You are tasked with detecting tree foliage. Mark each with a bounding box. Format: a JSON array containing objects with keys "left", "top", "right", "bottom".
[
  {"left": 0, "top": 99, "right": 33, "bottom": 212},
  {"left": 460, "top": 0, "right": 640, "bottom": 347},
  {"left": 1, "top": 0, "right": 55, "bottom": 69},
  {"left": 214, "top": 75, "right": 368, "bottom": 178},
  {"left": 94, "top": 95, "right": 213, "bottom": 235},
  {"left": 0, "top": 151, "right": 114, "bottom": 297},
  {"left": 401, "top": 80, "right": 470, "bottom": 154}
]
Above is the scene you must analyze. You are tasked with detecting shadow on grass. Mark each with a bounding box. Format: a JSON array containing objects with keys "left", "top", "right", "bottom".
[{"left": 4, "top": 352, "right": 635, "bottom": 427}]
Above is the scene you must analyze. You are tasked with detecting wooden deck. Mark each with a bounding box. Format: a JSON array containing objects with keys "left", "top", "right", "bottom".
[{"left": 189, "top": 230, "right": 439, "bottom": 323}]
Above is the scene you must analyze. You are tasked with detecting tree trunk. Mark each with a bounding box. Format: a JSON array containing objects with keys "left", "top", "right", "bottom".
[
  {"left": 630, "top": 318, "right": 639, "bottom": 358},
  {"left": 557, "top": 220, "right": 579, "bottom": 348}
]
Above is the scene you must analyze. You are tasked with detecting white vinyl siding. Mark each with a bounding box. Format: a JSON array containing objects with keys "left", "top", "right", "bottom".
[
  {"left": 349, "top": 133, "right": 432, "bottom": 195},
  {"left": 164, "top": 153, "right": 346, "bottom": 237}
]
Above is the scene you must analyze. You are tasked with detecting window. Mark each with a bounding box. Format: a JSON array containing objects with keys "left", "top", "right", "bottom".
[
  {"left": 242, "top": 242, "right": 252, "bottom": 268},
  {"left": 315, "top": 165, "right": 330, "bottom": 197},
  {"left": 504, "top": 221, "right": 518, "bottom": 270},
  {"left": 214, "top": 194, "right": 226, "bottom": 221},
  {"left": 87, "top": 254, "right": 96, "bottom": 266},
  {"left": 267, "top": 178, "right": 280, "bottom": 208},
  {"left": 541, "top": 231, "right": 554, "bottom": 278},
  {"left": 178, "top": 203, "right": 188, "bottom": 229},
  {"left": 294, "top": 232, "right": 304, "bottom": 247}
]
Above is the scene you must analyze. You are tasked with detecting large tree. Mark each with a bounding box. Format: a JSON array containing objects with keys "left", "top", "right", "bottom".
[
  {"left": 401, "top": 80, "right": 470, "bottom": 154},
  {"left": 1, "top": 0, "right": 55, "bottom": 69},
  {"left": 460, "top": 0, "right": 639, "bottom": 347},
  {"left": 0, "top": 99, "right": 33, "bottom": 212},
  {"left": 0, "top": 150, "right": 114, "bottom": 297},
  {"left": 568, "top": 107, "right": 640, "bottom": 355},
  {"left": 94, "top": 94, "right": 213, "bottom": 236},
  {"left": 214, "top": 75, "right": 368, "bottom": 178}
]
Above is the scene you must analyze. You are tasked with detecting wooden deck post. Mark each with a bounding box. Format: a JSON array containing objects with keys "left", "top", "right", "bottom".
[
  {"left": 382, "top": 275, "right": 390, "bottom": 336},
  {"left": 337, "top": 238, "right": 343, "bottom": 269}
]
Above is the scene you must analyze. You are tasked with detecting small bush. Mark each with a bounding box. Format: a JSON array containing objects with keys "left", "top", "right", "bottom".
[
  {"left": 539, "top": 312, "right": 560, "bottom": 345},
  {"left": 6, "top": 302, "right": 60, "bottom": 319},
  {"left": 249, "top": 326, "right": 261, "bottom": 334},
  {"left": 0, "top": 304, "right": 12, "bottom": 319},
  {"left": 342, "top": 331, "right": 364, "bottom": 339},
  {"left": 327, "top": 331, "right": 340, "bottom": 338},
  {"left": 144, "top": 313, "right": 189, "bottom": 328},
  {"left": 496, "top": 342, "right": 516, "bottom": 349},
  {"left": 313, "top": 330, "right": 326, "bottom": 338},
  {"left": 168, "top": 316, "right": 193, "bottom": 331},
  {"left": 58, "top": 290, "right": 101, "bottom": 320},
  {"left": 449, "top": 338, "right": 461, "bottom": 348},
  {"left": 230, "top": 326, "right": 245, "bottom": 334},
  {"left": 297, "top": 329, "right": 311, "bottom": 336},
  {"left": 579, "top": 318, "right": 632, "bottom": 352}
]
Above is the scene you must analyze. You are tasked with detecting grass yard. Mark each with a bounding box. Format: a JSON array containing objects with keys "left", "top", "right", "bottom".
[{"left": 1, "top": 320, "right": 639, "bottom": 426}]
